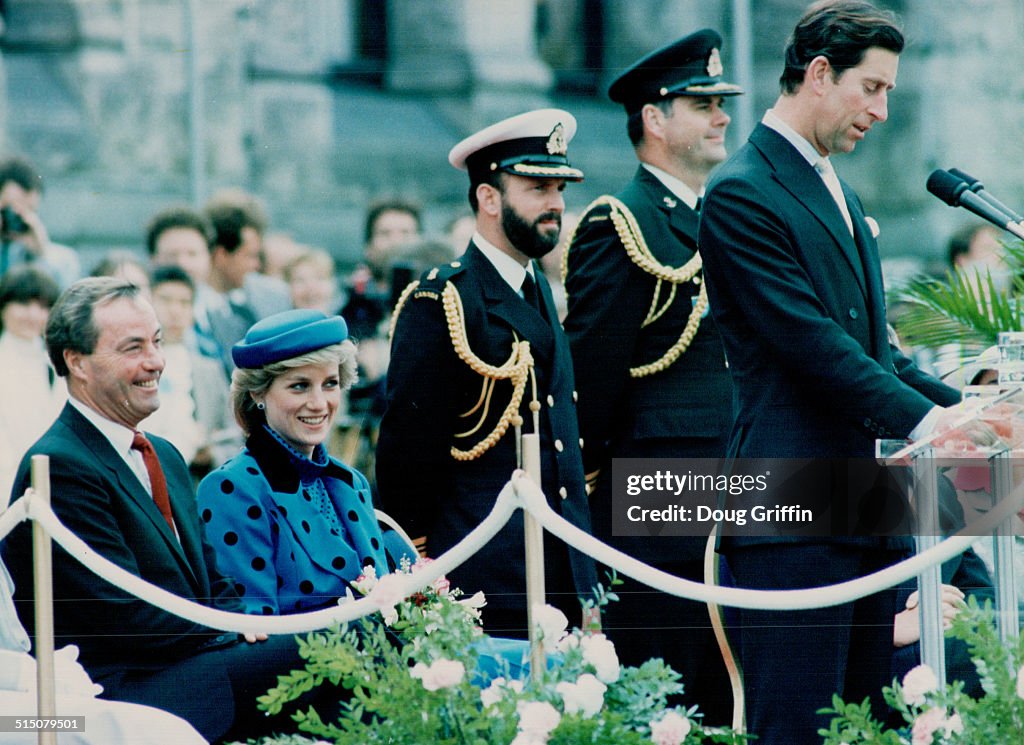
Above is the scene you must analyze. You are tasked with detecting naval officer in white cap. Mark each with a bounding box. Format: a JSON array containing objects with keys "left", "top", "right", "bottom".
[{"left": 377, "top": 109, "right": 597, "bottom": 636}]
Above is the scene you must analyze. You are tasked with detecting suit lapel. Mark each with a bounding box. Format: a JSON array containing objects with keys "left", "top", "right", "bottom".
[
  {"left": 62, "top": 406, "right": 200, "bottom": 590},
  {"left": 466, "top": 244, "right": 555, "bottom": 366},
  {"left": 751, "top": 125, "right": 867, "bottom": 297}
]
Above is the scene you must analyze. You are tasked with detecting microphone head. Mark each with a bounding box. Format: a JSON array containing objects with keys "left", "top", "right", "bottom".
[
  {"left": 927, "top": 169, "right": 968, "bottom": 206},
  {"left": 947, "top": 167, "right": 982, "bottom": 191}
]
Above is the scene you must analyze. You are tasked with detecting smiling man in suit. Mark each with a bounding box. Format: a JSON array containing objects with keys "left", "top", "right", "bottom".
[
  {"left": 561, "top": 30, "right": 741, "bottom": 724},
  {"left": 2, "top": 277, "right": 313, "bottom": 744},
  {"left": 698, "top": 2, "right": 963, "bottom": 742},
  {"left": 377, "top": 109, "right": 597, "bottom": 636}
]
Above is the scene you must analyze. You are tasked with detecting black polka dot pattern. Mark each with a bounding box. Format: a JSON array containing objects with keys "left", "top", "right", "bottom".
[
  {"left": 299, "top": 580, "right": 313, "bottom": 595},
  {"left": 370, "top": 537, "right": 380, "bottom": 550},
  {"left": 332, "top": 556, "right": 346, "bottom": 570},
  {"left": 224, "top": 531, "right": 238, "bottom": 546},
  {"left": 201, "top": 509, "right": 212, "bottom": 523},
  {"left": 251, "top": 557, "right": 266, "bottom": 571},
  {"left": 347, "top": 510, "right": 358, "bottom": 521},
  {"left": 301, "top": 520, "right": 311, "bottom": 534},
  {"left": 235, "top": 583, "right": 246, "bottom": 596},
  {"left": 247, "top": 505, "right": 262, "bottom": 520},
  {"left": 261, "top": 606, "right": 274, "bottom": 615},
  {"left": 246, "top": 466, "right": 259, "bottom": 475},
  {"left": 220, "top": 479, "right": 234, "bottom": 494},
  {"left": 302, "top": 489, "right": 312, "bottom": 501}
]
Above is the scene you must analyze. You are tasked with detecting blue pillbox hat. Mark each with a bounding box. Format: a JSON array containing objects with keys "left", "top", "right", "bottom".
[{"left": 232, "top": 309, "right": 348, "bottom": 369}]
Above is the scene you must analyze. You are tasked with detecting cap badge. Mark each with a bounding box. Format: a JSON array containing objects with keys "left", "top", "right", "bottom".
[
  {"left": 707, "top": 48, "right": 723, "bottom": 77},
  {"left": 546, "top": 123, "right": 568, "bottom": 155}
]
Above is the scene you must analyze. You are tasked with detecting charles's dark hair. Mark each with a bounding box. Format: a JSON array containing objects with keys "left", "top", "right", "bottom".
[
  {"left": 363, "top": 198, "right": 422, "bottom": 245},
  {"left": 0, "top": 155, "right": 43, "bottom": 193},
  {"left": 779, "top": 0, "right": 904, "bottom": 94},
  {"left": 0, "top": 265, "right": 60, "bottom": 334},
  {"left": 45, "top": 277, "right": 141, "bottom": 377},
  {"left": 144, "top": 205, "right": 214, "bottom": 257}
]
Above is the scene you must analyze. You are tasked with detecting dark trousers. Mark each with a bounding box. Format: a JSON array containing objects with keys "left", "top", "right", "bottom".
[
  {"left": 726, "top": 543, "right": 901, "bottom": 745},
  {"left": 99, "top": 633, "right": 330, "bottom": 744},
  {"left": 602, "top": 557, "right": 733, "bottom": 726}
]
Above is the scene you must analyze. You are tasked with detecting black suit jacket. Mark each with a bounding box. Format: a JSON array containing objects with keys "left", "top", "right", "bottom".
[
  {"left": 376, "top": 244, "right": 597, "bottom": 610},
  {"left": 2, "top": 404, "right": 241, "bottom": 678},
  {"left": 699, "top": 124, "right": 960, "bottom": 546},
  {"left": 564, "top": 167, "right": 732, "bottom": 561}
]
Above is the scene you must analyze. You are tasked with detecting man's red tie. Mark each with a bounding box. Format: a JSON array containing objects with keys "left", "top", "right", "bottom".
[{"left": 131, "top": 431, "right": 175, "bottom": 533}]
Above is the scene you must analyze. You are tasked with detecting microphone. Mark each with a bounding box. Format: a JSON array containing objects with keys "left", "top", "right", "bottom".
[
  {"left": 926, "top": 170, "right": 1024, "bottom": 240},
  {"left": 947, "top": 167, "right": 1024, "bottom": 224}
]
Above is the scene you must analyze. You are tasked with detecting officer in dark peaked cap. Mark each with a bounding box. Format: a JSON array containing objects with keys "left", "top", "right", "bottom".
[
  {"left": 562, "top": 30, "right": 741, "bottom": 723},
  {"left": 377, "top": 109, "right": 597, "bottom": 637}
]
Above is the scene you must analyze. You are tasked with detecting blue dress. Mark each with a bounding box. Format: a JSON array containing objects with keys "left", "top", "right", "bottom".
[{"left": 196, "top": 424, "right": 413, "bottom": 614}]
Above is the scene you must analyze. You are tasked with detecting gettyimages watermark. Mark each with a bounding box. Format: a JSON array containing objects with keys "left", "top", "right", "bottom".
[{"left": 610, "top": 457, "right": 1024, "bottom": 538}]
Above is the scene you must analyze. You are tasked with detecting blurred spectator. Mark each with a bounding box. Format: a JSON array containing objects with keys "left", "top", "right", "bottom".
[
  {"left": 444, "top": 211, "right": 475, "bottom": 258},
  {"left": 143, "top": 265, "right": 241, "bottom": 483},
  {"left": 144, "top": 204, "right": 224, "bottom": 365},
  {"left": 342, "top": 198, "right": 422, "bottom": 343},
  {"left": 284, "top": 247, "right": 340, "bottom": 315},
  {"left": 90, "top": 250, "right": 152, "bottom": 297},
  {"left": 261, "top": 231, "right": 303, "bottom": 280},
  {"left": 539, "top": 209, "right": 579, "bottom": 323},
  {"left": 0, "top": 266, "right": 65, "bottom": 504},
  {"left": 203, "top": 190, "right": 292, "bottom": 371},
  {"left": 0, "top": 155, "right": 80, "bottom": 289},
  {"left": 948, "top": 222, "right": 1006, "bottom": 282}
]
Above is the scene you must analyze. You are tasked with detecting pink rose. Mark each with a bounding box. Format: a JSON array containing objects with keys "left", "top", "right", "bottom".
[
  {"left": 650, "top": 710, "right": 692, "bottom": 745},
  {"left": 901, "top": 664, "right": 939, "bottom": 707},
  {"left": 911, "top": 707, "right": 946, "bottom": 745}
]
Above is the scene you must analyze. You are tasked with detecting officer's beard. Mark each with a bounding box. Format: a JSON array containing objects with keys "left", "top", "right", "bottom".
[{"left": 501, "top": 202, "right": 561, "bottom": 260}]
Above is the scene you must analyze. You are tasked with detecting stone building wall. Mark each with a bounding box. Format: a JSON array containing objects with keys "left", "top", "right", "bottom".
[{"left": 0, "top": 0, "right": 1020, "bottom": 272}]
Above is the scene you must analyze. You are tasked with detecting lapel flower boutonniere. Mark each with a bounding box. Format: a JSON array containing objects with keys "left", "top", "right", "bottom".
[{"left": 864, "top": 216, "right": 880, "bottom": 239}]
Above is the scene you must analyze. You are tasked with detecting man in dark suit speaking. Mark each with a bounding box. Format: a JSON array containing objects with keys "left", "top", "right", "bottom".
[
  {"left": 698, "top": 2, "right": 964, "bottom": 742},
  {"left": 2, "top": 277, "right": 312, "bottom": 743}
]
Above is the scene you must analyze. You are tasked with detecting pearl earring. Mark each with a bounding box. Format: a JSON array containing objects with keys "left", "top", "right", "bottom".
[{"left": 256, "top": 402, "right": 265, "bottom": 410}]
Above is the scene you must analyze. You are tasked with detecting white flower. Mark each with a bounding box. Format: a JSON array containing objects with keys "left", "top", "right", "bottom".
[
  {"left": 532, "top": 603, "right": 568, "bottom": 644},
  {"left": 649, "top": 710, "right": 692, "bottom": 745},
  {"left": 351, "top": 564, "right": 378, "bottom": 595},
  {"left": 409, "top": 658, "right": 465, "bottom": 691},
  {"left": 911, "top": 707, "right": 946, "bottom": 745},
  {"left": 902, "top": 664, "right": 939, "bottom": 707},
  {"left": 556, "top": 673, "right": 606, "bottom": 717},
  {"left": 943, "top": 712, "right": 964, "bottom": 737},
  {"left": 517, "top": 700, "right": 561, "bottom": 739},
  {"left": 580, "top": 633, "right": 620, "bottom": 683},
  {"left": 1017, "top": 664, "right": 1024, "bottom": 699},
  {"left": 480, "top": 676, "right": 523, "bottom": 708},
  {"left": 368, "top": 573, "right": 405, "bottom": 625},
  {"left": 555, "top": 633, "right": 579, "bottom": 654}
]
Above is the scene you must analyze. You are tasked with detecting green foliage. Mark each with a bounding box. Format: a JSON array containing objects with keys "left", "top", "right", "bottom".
[
  {"left": 229, "top": 562, "right": 748, "bottom": 745},
  {"left": 819, "top": 600, "right": 1024, "bottom": 744}
]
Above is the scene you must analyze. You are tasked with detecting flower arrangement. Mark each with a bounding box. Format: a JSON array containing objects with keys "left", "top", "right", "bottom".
[
  {"left": 819, "top": 599, "right": 1024, "bottom": 744},
  {"left": 235, "top": 560, "right": 746, "bottom": 745}
]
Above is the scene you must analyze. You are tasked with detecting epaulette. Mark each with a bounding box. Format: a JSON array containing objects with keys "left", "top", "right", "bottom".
[{"left": 416, "top": 259, "right": 466, "bottom": 296}]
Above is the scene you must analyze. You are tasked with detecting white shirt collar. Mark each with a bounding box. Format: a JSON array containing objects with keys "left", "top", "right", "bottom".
[
  {"left": 761, "top": 109, "right": 823, "bottom": 169},
  {"left": 68, "top": 396, "right": 137, "bottom": 458},
  {"left": 640, "top": 163, "right": 701, "bottom": 209},
  {"left": 472, "top": 231, "right": 536, "bottom": 294}
]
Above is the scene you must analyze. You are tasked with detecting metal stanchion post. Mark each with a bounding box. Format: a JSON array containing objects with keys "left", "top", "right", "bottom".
[
  {"left": 990, "top": 450, "right": 1020, "bottom": 643},
  {"left": 31, "top": 455, "right": 57, "bottom": 745},
  {"left": 913, "top": 447, "right": 946, "bottom": 687},
  {"left": 521, "top": 433, "right": 546, "bottom": 680}
]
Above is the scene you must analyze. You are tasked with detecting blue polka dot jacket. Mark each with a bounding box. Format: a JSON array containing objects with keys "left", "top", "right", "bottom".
[{"left": 196, "top": 424, "right": 413, "bottom": 614}]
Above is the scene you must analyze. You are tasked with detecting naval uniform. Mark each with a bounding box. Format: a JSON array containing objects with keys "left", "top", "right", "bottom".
[{"left": 377, "top": 240, "right": 597, "bottom": 635}]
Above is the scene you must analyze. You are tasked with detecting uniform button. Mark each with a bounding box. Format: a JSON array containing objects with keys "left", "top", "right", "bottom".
[
  {"left": 572, "top": 390, "right": 578, "bottom": 402},
  {"left": 863, "top": 418, "right": 871, "bottom": 428},
  {"left": 554, "top": 439, "right": 564, "bottom": 452},
  {"left": 848, "top": 308, "right": 858, "bottom": 320},
  {"left": 579, "top": 438, "right": 584, "bottom": 449},
  {"left": 547, "top": 395, "right": 555, "bottom": 407},
  {"left": 559, "top": 487, "right": 568, "bottom": 499}
]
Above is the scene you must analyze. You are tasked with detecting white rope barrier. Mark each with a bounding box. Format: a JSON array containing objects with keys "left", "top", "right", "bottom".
[{"left": 2, "top": 469, "right": 1021, "bottom": 631}]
